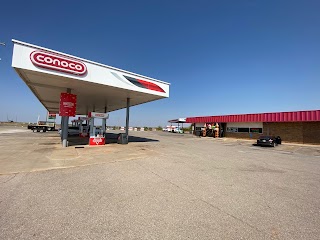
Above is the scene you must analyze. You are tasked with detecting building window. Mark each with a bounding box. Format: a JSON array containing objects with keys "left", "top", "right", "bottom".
[
  {"left": 227, "top": 127, "right": 262, "bottom": 133},
  {"left": 227, "top": 127, "right": 238, "bottom": 133},
  {"left": 238, "top": 128, "right": 249, "bottom": 133},
  {"left": 250, "top": 128, "right": 263, "bottom": 133}
]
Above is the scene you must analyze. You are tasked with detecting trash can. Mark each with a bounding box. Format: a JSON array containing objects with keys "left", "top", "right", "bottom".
[{"left": 117, "top": 133, "right": 128, "bottom": 144}]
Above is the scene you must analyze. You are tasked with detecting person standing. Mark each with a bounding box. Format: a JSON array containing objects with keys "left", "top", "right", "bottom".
[{"left": 211, "top": 124, "right": 215, "bottom": 137}]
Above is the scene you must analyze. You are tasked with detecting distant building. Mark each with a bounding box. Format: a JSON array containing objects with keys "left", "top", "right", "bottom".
[{"left": 186, "top": 110, "right": 320, "bottom": 144}]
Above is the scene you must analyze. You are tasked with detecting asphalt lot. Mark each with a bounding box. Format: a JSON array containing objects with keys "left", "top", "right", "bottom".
[{"left": 0, "top": 127, "right": 320, "bottom": 239}]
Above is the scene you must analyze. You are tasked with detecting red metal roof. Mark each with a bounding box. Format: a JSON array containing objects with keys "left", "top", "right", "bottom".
[{"left": 186, "top": 110, "right": 320, "bottom": 123}]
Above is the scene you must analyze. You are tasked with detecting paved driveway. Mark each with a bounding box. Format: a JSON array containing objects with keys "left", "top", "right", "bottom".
[{"left": 1, "top": 129, "right": 320, "bottom": 239}]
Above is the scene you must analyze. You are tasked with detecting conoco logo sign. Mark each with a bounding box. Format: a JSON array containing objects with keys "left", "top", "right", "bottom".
[
  {"left": 30, "top": 51, "right": 87, "bottom": 75},
  {"left": 93, "top": 138, "right": 103, "bottom": 145}
]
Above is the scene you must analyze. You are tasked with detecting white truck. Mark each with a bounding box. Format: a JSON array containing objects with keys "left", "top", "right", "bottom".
[{"left": 164, "top": 126, "right": 183, "bottom": 133}]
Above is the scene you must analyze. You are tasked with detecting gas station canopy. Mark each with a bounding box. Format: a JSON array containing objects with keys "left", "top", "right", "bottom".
[
  {"left": 168, "top": 118, "right": 186, "bottom": 124},
  {"left": 12, "top": 40, "right": 170, "bottom": 114}
]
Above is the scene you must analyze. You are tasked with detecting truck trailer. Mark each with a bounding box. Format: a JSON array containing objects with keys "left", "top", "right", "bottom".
[{"left": 27, "top": 121, "right": 56, "bottom": 132}]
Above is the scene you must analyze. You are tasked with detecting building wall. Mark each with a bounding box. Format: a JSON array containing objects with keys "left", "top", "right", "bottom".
[
  {"left": 194, "top": 121, "right": 320, "bottom": 144},
  {"left": 225, "top": 122, "right": 263, "bottom": 139},
  {"left": 263, "top": 122, "right": 320, "bottom": 144},
  {"left": 302, "top": 122, "right": 320, "bottom": 144},
  {"left": 224, "top": 122, "right": 320, "bottom": 144},
  {"left": 263, "top": 122, "right": 303, "bottom": 143}
]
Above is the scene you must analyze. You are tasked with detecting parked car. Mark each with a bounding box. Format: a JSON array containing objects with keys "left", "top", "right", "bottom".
[{"left": 256, "top": 136, "right": 279, "bottom": 147}]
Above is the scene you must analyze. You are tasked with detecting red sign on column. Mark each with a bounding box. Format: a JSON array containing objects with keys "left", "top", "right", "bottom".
[{"left": 59, "top": 93, "right": 77, "bottom": 117}]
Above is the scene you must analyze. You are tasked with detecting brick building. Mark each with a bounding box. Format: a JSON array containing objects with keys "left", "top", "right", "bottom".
[{"left": 186, "top": 110, "right": 320, "bottom": 144}]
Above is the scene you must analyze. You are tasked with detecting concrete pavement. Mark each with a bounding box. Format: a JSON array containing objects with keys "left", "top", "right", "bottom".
[{"left": 0, "top": 129, "right": 320, "bottom": 239}]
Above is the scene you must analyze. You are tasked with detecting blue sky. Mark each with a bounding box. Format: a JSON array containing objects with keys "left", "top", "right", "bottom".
[{"left": 0, "top": 0, "right": 319, "bottom": 127}]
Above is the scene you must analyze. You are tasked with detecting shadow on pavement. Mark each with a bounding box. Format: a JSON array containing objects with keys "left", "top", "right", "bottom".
[
  {"left": 67, "top": 133, "right": 158, "bottom": 146},
  {"left": 252, "top": 143, "right": 275, "bottom": 147},
  {"left": 128, "top": 135, "right": 159, "bottom": 143},
  {"left": 106, "top": 133, "right": 159, "bottom": 144}
]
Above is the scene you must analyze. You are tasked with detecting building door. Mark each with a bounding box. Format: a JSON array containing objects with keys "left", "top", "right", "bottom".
[{"left": 220, "top": 123, "right": 226, "bottom": 137}]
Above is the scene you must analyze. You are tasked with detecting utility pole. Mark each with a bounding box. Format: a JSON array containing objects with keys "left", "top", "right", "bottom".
[{"left": 0, "top": 42, "right": 5, "bottom": 61}]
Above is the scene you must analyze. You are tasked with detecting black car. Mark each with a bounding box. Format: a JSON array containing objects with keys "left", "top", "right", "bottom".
[{"left": 256, "top": 136, "right": 279, "bottom": 147}]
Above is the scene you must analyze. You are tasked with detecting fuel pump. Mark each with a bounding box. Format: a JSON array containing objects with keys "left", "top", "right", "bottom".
[
  {"left": 78, "top": 117, "right": 90, "bottom": 137},
  {"left": 88, "top": 112, "right": 109, "bottom": 146}
]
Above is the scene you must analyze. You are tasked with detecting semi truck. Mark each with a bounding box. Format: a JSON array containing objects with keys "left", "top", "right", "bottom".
[{"left": 27, "top": 121, "right": 56, "bottom": 132}]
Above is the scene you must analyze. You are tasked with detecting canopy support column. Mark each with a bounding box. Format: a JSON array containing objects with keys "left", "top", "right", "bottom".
[
  {"left": 90, "top": 106, "right": 95, "bottom": 137},
  {"left": 60, "top": 117, "right": 63, "bottom": 141},
  {"left": 125, "top": 98, "right": 130, "bottom": 142},
  {"left": 62, "top": 88, "right": 71, "bottom": 147},
  {"left": 102, "top": 106, "right": 107, "bottom": 136}
]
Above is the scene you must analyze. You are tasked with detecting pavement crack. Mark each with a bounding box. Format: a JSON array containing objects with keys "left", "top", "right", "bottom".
[
  {"left": 135, "top": 162, "right": 264, "bottom": 235},
  {"left": 275, "top": 166, "right": 320, "bottom": 176},
  {"left": 0, "top": 173, "right": 17, "bottom": 184}
]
